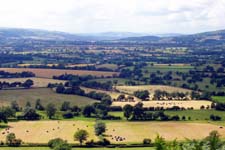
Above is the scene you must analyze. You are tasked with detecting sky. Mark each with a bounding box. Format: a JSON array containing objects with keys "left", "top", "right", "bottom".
[{"left": 0, "top": 0, "right": 225, "bottom": 34}]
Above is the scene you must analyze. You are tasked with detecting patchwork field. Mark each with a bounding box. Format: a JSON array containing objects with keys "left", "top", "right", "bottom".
[
  {"left": 112, "top": 100, "right": 212, "bottom": 109},
  {"left": 81, "top": 87, "right": 140, "bottom": 101},
  {"left": 0, "top": 68, "right": 119, "bottom": 78},
  {"left": 0, "top": 121, "right": 224, "bottom": 144},
  {"left": 0, "top": 77, "right": 65, "bottom": 88},
  {"left": 0, "top": 88, "right": 97, "bottom": 108}
]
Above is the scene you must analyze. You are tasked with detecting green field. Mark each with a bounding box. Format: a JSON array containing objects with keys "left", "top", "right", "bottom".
[
  {"left": 0, "top": 88, "right": 97, "bottom": 108},
  {"left": 110, "top": 110, "right": 225, "bottom": 122},
  {"left": 212, "top": 96, "right": 225, "bottom": 103},
  {"left": 0, "top": 147, "right": 155, "bottom": 150}
]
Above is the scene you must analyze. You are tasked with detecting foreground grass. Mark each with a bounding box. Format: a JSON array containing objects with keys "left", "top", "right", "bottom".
[{"left": 0, "top": 147, "right": 155, "bottom": 150}]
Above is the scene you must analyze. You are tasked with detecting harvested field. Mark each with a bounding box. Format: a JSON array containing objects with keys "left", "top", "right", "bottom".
[
  {"left": 0, "top": 121, "right": 97, "bottom": 144},
  {"left": 0, "top": 121, "right": 224, "bottom": 144},
  {"left": 0, "top": 88, "right": 97, "bottom": 108},
  {"left": 0, "top": 68, "right": 119, "bottom": 78},
  {"left": 116, "top": 85, "right": 192, "bottom": 99},
  {"left": 112, "top": 100, "right": 212, "bottom": 109},
  {"left": 0, "top": 77, "right": 65, "bottom": 88}
]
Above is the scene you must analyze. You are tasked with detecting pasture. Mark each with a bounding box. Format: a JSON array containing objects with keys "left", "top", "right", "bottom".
[
  {"left": 112, "top": 100, "right": 212, "bottom": 109},
  {"left": 0, "top": 68, "right": 119, "bottom": 78},
  {"left": 212, "top": 96, "right": 225, "bottom": 103},
  {"left": 0, "top": 121, "right": 224, "bottom": 144},
  {"left": 0, "top": 88, "right": 97, "bottom": 108},
  {"left": 0, "top": 77, "right": 65, "bottom": 88}
]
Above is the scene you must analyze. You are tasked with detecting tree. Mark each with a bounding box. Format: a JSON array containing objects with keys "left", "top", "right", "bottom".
[
  {"left": 25, "top": 101, "right": 31, "bottom": 107},
  {"left": 46, "top": 103, "right": 57, "bottom": 119},
  {"left": 74, "top": 130, "right": 88, "bottom": 145},
  {"left": 22, "top": 79, "right": 33, "bottom": 88},
  {"left": 123, "top": 104, "right": 133, "bottom": 120},
  {"left": 82, "top": 105, "right": 95, "bottom": 117},
  {"left": 61, "top": 101, "right": 71, "bottom": 111},
  {"left": 11, "top": 101, "right": 20, "bottom": 112},
  {"left": 204, "top": 130, "right": 223, "bottom": 150},
  {"left": 48, "top": 138, "right": 71, "bottom": 150},
  {"left": 35, "top": 99, "right": 45, "bottom": 110},
  {"left": 94, "top": 121, "right": 106, "bottom": 136}
]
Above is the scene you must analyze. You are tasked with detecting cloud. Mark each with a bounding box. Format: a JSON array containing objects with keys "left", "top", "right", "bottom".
[{"left": 0, "top": 0, "right": 224, "bottom": 33}]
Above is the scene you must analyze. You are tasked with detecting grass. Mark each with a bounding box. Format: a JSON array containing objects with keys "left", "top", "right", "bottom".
[
  {"left": 0, "top": 147, "right": 155, "bottom": 150},
  {"left": 0, "top": 88, "right": 97, "bottom": 108},
  {"left": 109, "top": 110, "right": 225, "bottom": 121},
  {"left": 212, "top": 96, "right": 225, "bottom": 103},
  {"left": 164, "top": 110, "right": 225, "bottom": 121}
]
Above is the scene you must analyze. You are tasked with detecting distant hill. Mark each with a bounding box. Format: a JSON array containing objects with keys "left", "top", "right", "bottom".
[
  {"left": 0, "top": 28, "right": 150, "bottom": 41},
  {"left": 120, "top": 36, "right": 161, "bottom": 42},
  {"left": 119, "top": 29, "right": 225, "bottom": 44},
  {"left": 1, "top": 27, "right": 225, "bottom": 45},
  {"left": 0, "top": 28, "right": 101, "bottom": 41}
]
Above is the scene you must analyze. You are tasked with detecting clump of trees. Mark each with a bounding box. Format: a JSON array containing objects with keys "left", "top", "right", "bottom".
[
  {"left": 122, "top": 103, "right": 188, "bottom": 121},
  {"left": 134, "top": 90, "right": 149, "bottom": 100},
  {"left": 0, "top": 79, "right": 34, "bottom": 89},
  {"left": 6, "top": 133, "right": 22, "bottom": 147},
  {"left": 0, "top": 71, "right": 35, "bottom": 78}
]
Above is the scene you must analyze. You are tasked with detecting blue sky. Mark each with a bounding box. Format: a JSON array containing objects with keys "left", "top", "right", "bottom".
[{"left": 0, "top": 0, "right": 225, "bottom": 34}]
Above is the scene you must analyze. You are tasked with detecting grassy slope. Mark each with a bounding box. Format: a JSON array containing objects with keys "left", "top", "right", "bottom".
[{"left": 0, "top": 88, "right": 97, "bottom": 108}]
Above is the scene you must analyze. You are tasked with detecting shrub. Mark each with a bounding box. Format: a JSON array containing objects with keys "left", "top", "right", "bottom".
[{"left": 143, "top": 138, "right": 151, "bottom": 144}]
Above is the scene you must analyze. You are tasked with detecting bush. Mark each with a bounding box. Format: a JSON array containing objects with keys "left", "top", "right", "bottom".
[
  {"left": 48, "top": 138, "right": 71, "bottom": 150},
  {"left": 62, "top": 111, "right": 74, "bottom": 119},
  {"left": 143, "top": 138, "right": 151, "bottom": 144},
  {"left": 210, "top": 114, "right": 221, "bottom": 121},
  {"left": 96, "top": 138, "right": 111, "bottom": 146}
]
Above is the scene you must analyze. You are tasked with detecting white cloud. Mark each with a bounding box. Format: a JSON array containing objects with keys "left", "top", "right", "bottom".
[{"left": 0, "top": 0, "right": 224, "bottom": 33}]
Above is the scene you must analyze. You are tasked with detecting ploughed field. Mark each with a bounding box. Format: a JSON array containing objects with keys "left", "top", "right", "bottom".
[
  {"left": 0, "top": 121, "right": 224, "bottom": 144},
  {"left": 0, "top": 77, "right": 65, "bottom": 88},
  {"left": 0, "top": 68, "right": 119, "bottom": 78}
]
